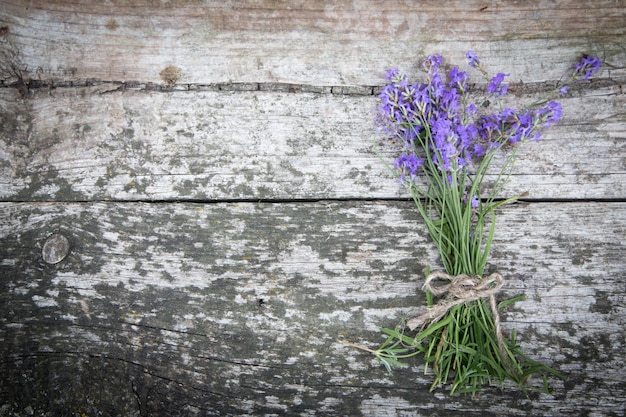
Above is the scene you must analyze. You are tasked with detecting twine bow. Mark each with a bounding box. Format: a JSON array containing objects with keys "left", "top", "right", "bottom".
[{"left": 406, "top": 271, "right": 507, "bottom": 356}]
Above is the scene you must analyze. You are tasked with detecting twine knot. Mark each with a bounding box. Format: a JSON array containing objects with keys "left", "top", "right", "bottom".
[{"left": 406, "top": 271, "right": 505, "bottom": 343}]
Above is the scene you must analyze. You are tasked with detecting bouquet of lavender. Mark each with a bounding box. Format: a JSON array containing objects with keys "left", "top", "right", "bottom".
[{"left": 347, "top": 52, "right": 601, "bottom": 394}]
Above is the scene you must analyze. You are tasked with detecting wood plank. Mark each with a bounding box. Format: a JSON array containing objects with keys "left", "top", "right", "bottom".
[
  {"left": 1, "top": 84, "right": 623, "bottom": 202},
  {"left": 0, "top": 201, "right": 624, "bottom": 415},
  {"left": 0, "top": 1, "right": 624, "bottom": 86}
]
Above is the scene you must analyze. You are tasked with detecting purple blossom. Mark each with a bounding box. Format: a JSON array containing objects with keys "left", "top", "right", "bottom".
[
  {"left": 395, "top": 153, "right": 424, "bottom": 182},
  {"left": 472, "top": 143, "right": 485, "bottom": 157},
  {"left": 574, "top": 55, "right": 601, "bottom": 80},
  {"left": 441, "top": 88, "right": 461, "bottom": 115},
  {"left": 375, "top": 51, "right": 570, "bottom": 183},
  {"left": 487, "top": 73, "right": 509, "bottom": 96},
  {"left": 560, "top": 86, "right": 569, "bottom": 95},
  {"left": 385, "top": 68, "right": 401, "bottom": 81},
  {"left": 430, "top": 73, "right": 446, "bottom": 99},
  {"left": 508, "top": 111, "right": 535, "bottom": 144},
  {"left": 536, "top": 101, "right": 562, "bottom": 127},
  {"left": 499, "top": 108, "right": 516, "bottom": 119},
  {"left": 471, "top": 195, "right": 480, "bottom": 209},
  {"left": 466, "top": 50, "right": 480, "bottom": 68},
  {"left": 423, "top": 54, "right": 444, "bottom": 74},
  {"left": 448, "top": 67, "right": 468, "bottom": 90},
  {"left": 476, "top": 114, "right": 499, "bottom": 140},
  {"left": 413, "top": 84, "right": 429, "bottom": 108},
  {"left": 462, "top": 193, "right": 480, "bottom": 209}
]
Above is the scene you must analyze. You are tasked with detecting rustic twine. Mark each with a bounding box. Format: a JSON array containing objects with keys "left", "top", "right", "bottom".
[{"left": 406, "top": 271, "right": 507, "bottom": 357}]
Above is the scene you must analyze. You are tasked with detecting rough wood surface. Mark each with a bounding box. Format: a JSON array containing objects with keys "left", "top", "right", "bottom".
[
  {"left": 0, "top": 201, "right": 624, "bottom": 416},
  {"left": 0, "top": 85, "right": 624, "bottom": 202},
  {"left": 0, "top": 0, "right": 625, "bottom": 85},
  {"left": 1, "top": 0, "right": 625, "bottom": 416}
]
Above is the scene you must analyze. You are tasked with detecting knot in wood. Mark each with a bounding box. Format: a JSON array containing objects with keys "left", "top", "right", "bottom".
[{"left": 42, "top": 233, "right": 70, "bottom": 264}]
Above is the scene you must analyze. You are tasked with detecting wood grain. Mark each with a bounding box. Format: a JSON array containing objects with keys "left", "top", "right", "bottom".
[
  {"left": 1, "top": 84, "right": 624, "bottom": 202},
  {"left": 0, "top": 0, "right": 624, "bottom": 86},
  {"left": 1, "top": 1, "right": 625, "bottom": 415},
  {"left": 0, "top": 201, "right": 624, "bottom": 415}
]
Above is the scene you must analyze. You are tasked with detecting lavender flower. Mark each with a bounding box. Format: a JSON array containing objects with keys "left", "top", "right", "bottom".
[
  {"left": 471, "top": 195, "right": 480, "bottom": 209},
  {"left": 368, "top": 51, "right": 602, "bottom": 394},
  {"left": 537, "top": 101, "right": 563, "bottom": 127},
  {"left": 375, "top": 52, "right": 596, "bottom": 186},
  {"left": 466, "top": 50, "right": 480, "bottom": 68},
  {"left": 487, "top": 73, "right": 509, "bottom": 96},
  {"left": 448, "top": 67, "right": 468, "bottom": 91},
  {"left": 574, "top": 55, "right": 602, "bottom": 80},
  {"left": 422, "top": 54, "right": 443, "bottom": 74},
  {"left": 385, "top": 68, "right": 401, "bottom": 81},
  {"left": 395, "top": 153, "right": 424, "bottom": 182}
]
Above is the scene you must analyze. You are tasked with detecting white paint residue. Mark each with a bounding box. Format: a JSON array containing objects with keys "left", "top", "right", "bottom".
[
  {"left": 102, "top": 230, "right": 120, "bottom": 242},
  {"left": 285, "top": 356, "right": 299, "bottom": 365},
  {"left": 319, "top": 397, "right": 342, "bottom": 412},
  {"left": 273, "top": 245, "right": 322, "bottom": 275},
  {"left": 60, "top": 314, "right": 78, "bottom": 323},
  {"left": 263, "top": 396, "right": 287, "bottom": 411},
  {"left": 360, "top": 394, "right": 419, "bottom": 416},
  {"left": 32, "top": 295, "right": 58, "bottom": 308},
  {"left": 233, "top": 294, "right": 247, "bottom": 305},
  {"left": 318, "top": 310, "right": 352, "bottom": 322},
  {"left": 46, "top": 289, "right": 60, "bottom": 298}
]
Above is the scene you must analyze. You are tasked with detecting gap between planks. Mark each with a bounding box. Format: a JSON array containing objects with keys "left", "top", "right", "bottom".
[{"left": 5, "top": 196, "right": 626, "bottom": 205}]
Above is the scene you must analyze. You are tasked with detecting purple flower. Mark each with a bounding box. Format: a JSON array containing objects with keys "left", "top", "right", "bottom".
[
  {"left": 441, "top": 88, "right": 460, "bottom": 115},
  {"left": 574, "top": 55, "right": 601, "bottom": 80},
  {"left": 448, "top": 67, "right": 468, "bottom": 90},
  {"left": 538, "top": 101, "right": 562, "bottom": 127},
  {"left": 487, "top": 73, "right": 509, "bottom": 96},
  {"left": 471, "top": 195, "right": 480, "bottom": 209},
  {"left": 560, "top": 86, "right": 569, "bottom": 95},
  {"left": 375, "top": 51, "right": 568, "bottom": 191},
  {"left": 385, "top": 68, "right": 401, "bottom": 81},
  {"left": 499, "top": 108, "right": 516, "bottom": 119},
  {"left": 429, "top": 73, "right": 446, "bottom": 100},
  {"left": 413, "top": 84, "right": 429, "bottom": 108},
  {"left": 466, "top": 50, "right": 480, "bottom": 68},
  {"left": 508, "top": 111, "right": 535, "bottom": 144},
  {"left": 462, "top": 193, "right": 480, "bottom": 209},
  {"left": 472, "top": 143, "right": 485, "bottom": 157},
  {"left": 423, "top": 54, "right": 444, "bottom": 74},
  {"left": 395, "top": 153, "right": 424, "bottom": 182}
]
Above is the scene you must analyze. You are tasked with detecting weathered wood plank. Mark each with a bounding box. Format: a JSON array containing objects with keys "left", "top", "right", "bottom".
[
  {"left": 1, "top": 201, "right": 624, "bottom": 415},
  {"left": 0, "top": 1, "right": 624, "bottom": 86},
  {"left": 1, "top": 85, "right": 624, "bottom": 202},
  {"left": 1, "top": 2, "right": 625, "bottom": 416}
]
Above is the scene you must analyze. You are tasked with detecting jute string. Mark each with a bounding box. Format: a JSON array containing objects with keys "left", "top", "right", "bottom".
[{"left": 406, "top": 271, "right": 507, "bottom": 357}]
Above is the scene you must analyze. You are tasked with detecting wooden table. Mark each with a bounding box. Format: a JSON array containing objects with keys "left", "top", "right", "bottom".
[{"left": 1, "top": 1, "right": 624, "bottom": 415}]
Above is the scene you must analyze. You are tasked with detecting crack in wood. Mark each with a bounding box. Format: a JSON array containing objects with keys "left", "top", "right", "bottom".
[
  {"left": 1, "top": 77, "right": 620, "bottom": 99},
  {"left": 0, "top": 79, "right": 379, "bottom": 96}
]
